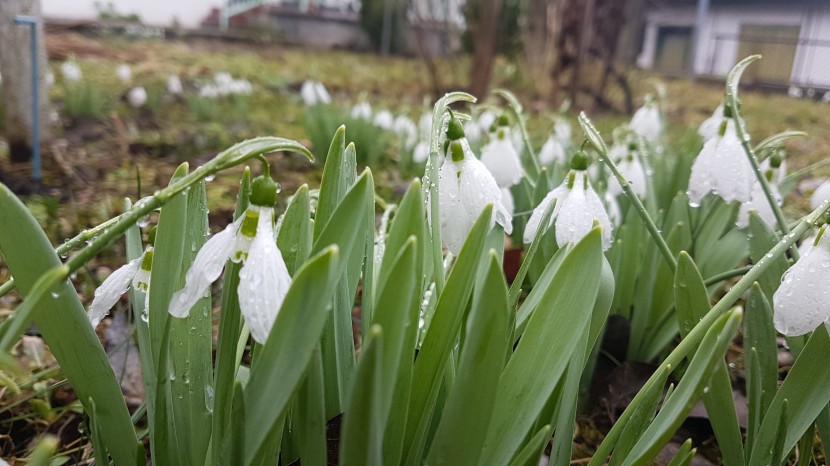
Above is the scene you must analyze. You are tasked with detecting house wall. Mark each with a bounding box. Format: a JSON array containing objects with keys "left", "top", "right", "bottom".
[{"left": 639, "top": 3, "right": 830, "bottom": 88}]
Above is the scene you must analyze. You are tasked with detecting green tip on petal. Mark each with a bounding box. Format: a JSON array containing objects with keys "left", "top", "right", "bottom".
[
  {"left": 250, "top": 175, "right": 279, "bottom": 207},
  {"left": 446, "top": 111, "right": 466, "bottom": 141},
  {"left": 496, "top": 114, "right": 510, "bottom": 127},
  {"left": 570, "top": 151, "right": 590, "bottom": 171},
  {"left": 450, "top": 140, "right": 465, "bottom": 162},
  {"left": 769, "top": 154, "right": 783, "bottom": 168},
  {"left": 147, "top": 226, "right": 157, "bottom": 246},
  {"left": 722, "top": 103, "right": 734, "bottom": 119}
]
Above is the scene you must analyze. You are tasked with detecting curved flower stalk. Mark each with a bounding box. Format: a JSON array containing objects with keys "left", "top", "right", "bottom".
[
  {"left": 773, "top": 225, "right": 830, "bottom": 336},
  {"left": 608, "top": 142, "right": 647, "bottom": 198},
  {"left": 480, "top": 115, "right": 525, "bottom": 188},
  {"left": 737, "top": 156, "right": 784, "bottom": 229},
  {"left": 524, "top": 152, "right": 613, "bottom": 250},
  {"left": 698, "top": 103, "right": 724, "bottom": 141},
  {"left": 629, "top": 95, "right": 663, "bottom": 143},
  {"left": 687, "top": 108, "right": 755, "bottom": 206},
  {"left": 88, "top": 227, "right": 156, "bottom": 327},
  {"left": 436, "top": 113, "right": 512, "bottom": 254},
  {"left": 169, "top": 172, "right": 292, "bottom": 344}
]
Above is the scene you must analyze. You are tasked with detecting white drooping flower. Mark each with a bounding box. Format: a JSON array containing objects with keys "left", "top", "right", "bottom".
[
  {"left": 788, "top": 86, "right": 803, "bottom": 99},
  {"left": 476, "top": 110, "right": 497, "bottom": 135},
  {"left": 61, "top": 60, "right": 82, "bottom": 82},
  {"left": 629, "top": 99, "right": 663, "bottom": 143},
  {"left": 394, "top": 115, "right": 418, "bottom": 149},
  {"left": 737, "top": 158, "right": 785, "bottom": 229},
  {"left": 604, "top": 192, "right": 621, "bottom": 226},
  {"left": 480, "top": 119, "right": 524, "bottom": 188},
  {"left": 811, "top": 179, "right": 830, "bottom": 210},
  {"left": 167, "top": 75, "right": 183, "bottom": 95},
  {"left": 553, "top": 119, "right": 572, "bottom": 145},
  {"left": 608, "top": 145, "right": 648, "bottom": 198},
  {"left": 687, "top": 118, "right": 755, "bottom": 206},
  {"left": 88, "top": 231, "right": 155, "bottom": 327},
  {"left": 374, "top": 110, "right": 394, "bottom": 130},
  {"left": 169, "top": 175, "right": 292, "bottom": 344},
  {"left": 773, "top": 226, "right": 830, "bottom": 336},
  {"left": 500, "top": 187, "right": 515, "bottom": 217},
  {"left": 436, "top": 115, "right": 512, "bottom": 254},
  {"left": 524, "top": 153, "right": 613, "bottom": 250},
  {"left": 128, "top": 87, "right": 148, "bottom": 108},
  {"left": 116, "top": 64, "right": 132, "bottom": 83},
  {"left": 300, "top": 80, "right": 331, "bottom": 106},
  {"left": 351, "top": 101, "right": 372, "bottom": 120},
  {"left": 413, "top": 141, "right": 430, "bottom": 164},
  {"left": 698, "top": 103, "right": 724, "bottom": 141},
  {"left": 538, "top": 135, "right": 566, "bottom": 166}
]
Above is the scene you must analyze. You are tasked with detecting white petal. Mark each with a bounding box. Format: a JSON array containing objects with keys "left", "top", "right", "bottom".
[
  {"left": 555, "top": 176, "right": 596, "bottom": 248},
  {"left": 698, "top": 104, "right": 723, "bottom": 141},
  {"left": 88, "top": 256, "right": 141, "bottom": 327},
  {"left": 413, "top": 141, "right": 430, "bottom": 163},
  {"left": 630, "top": 105, "right": 663, "bottom": 142},
  {"left": 538, "top": 136, "right": 566, "bottom": 166},
  {"left": 584, "top": 181, "right": 615, "bottom": 249},
  {"left": 687, "top": 120, "right": 754, "bottom": 205},
  {"left": 523, "top": 183, "right": 567, "bottom": 244},
  {"left": 238, "top": 208, "right": 292, "bottom": 344},
  {"left": 773, "top": 234, "right": 830, "bottom": 336},
  {"left": 169, "top": 221, "right": 237, "bottom": 318},
  {"left": 481, "top": 137, "right": 524, "bottom": 187},
  {"left": 459, "top": 155, "right": 513, "bottom": 234},
  {"left": 609, "top": 156, "right": 647, "bottom": 198},
  {"left": 811, "top": 180, "right": 830, "bottom": 210},
  {"left": 554, "top": 119, "right": 572, "bottom": 144},
  {"left": 438, "top": 159, "right": 469, "bottom": 254},
  {"left": 736, "top": 182, "right": 781, "bottom": 229},
  {"left": 500, "top": 187, "right": 515, "bottom": 217}
]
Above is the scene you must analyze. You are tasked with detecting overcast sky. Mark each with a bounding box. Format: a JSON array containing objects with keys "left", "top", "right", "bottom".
[{"left": 42, "top": 0, "right": 221, "bottom": 27}]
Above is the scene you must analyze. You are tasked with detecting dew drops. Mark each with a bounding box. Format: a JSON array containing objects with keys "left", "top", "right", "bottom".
[
  {"left": 204, "top": 174, "right": 216, "bottom": 182},
  {"left": 138, "top": 215, "right": 150, "bottom": 228},
  {"left": 141, "top": 308, "right": 150, "bottom": 323}
]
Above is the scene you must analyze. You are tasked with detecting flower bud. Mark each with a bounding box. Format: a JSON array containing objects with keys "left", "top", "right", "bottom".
[
  {"left": 250, "top": 175, "right": 279, "bottom": 207},
  {"left": 446, "top": 112, "right": 465, "bottom": 141},
  {"left": 570, "top": 151, "right": 590, "bottom": 171}
]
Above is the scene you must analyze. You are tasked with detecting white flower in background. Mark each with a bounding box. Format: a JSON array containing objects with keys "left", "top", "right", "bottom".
[
  {"left": 811, "top": 179, "right": 830, "bottom": 210},
  {"left": 88, "top": 229, "right": 156, "bottom": 327},
  {"left": 554, "top": 118, "right": 572, "bottom": 145},
  {"left": 524, "top": 152, "right": 613, "bottom": 249},
  {"left": 413, "top": 141, "right": 430, "bottom": 164},
  {"left": 45, "top": 72, "right": 55, "bottom": 88},
  {"left": 501, "top": 187, "right": 515, "bottom": 217},
  {"left": 604, "top": 192, "right": 621, "bottom": 225},
  {"left": 300, "top": 80, "right": 331, "bottom": 106},
  {"left": 374, "top": 110, "right": 394, "bottom": 130},
  {"left": 477, "top": 110, "right": 497, "bottom": 135},
  {"left": 773, "top": 226, "right": 830, "bottom": 336},
  {"left": 687, "top": 117, "right": 754, "bottom": 206},
  {"left": 436, "top": 115, "right": 512, "bottom": 254},
  {"left": 61, "top": 60, "right": 83, "bottom": 82},
  {"left": 128, "top": 86, "right": 148, "bottom": 108},
  {"left": 823, "top": 92, "right": 830, "bottom": 104},
  {"left": 538, "top": 135, "right": 566, "bottom": 165},
  {"left": 788, "top": 86, "right": 803, "bottom": 99},
  {"left": 215, "top": 71, "right": 233, "bottom": 87},
  {"left": 228, "top": 79, "right": 252, "bottom": 95},
  {"left": 480, "top": 116, "right": 524, "bottom": 188},
  {"left": 608, "top": 146, "right": 648, "bottom": 198},
  {"left": 351, "top": 101, "right": 373, "bottom": 120},
  {"left": 419, "top": 112, "right": 432, "bottom": 136},
  {"left": 200, "top": 84, "right": 219, "bottom": 99},
  {"left": 698, "top": 103, "right": 724, "bottom": 141},
  {"left": 394, "top": 115, "right": 418, "bottom": 148},
  {"left": 629, "top": 98, "right": 663, "bottom": 143},
  {"left": 170, "top": 174, "right": 292, "bottom": 344},
  {"left": 116, "top": 63, "right": 132, "bottom": 83},
  {"left": 167, "top": 75, "right": 183, "bottom": 95},
  {"left": 737, "top": 156, "right": 785, "bottom": 229}
]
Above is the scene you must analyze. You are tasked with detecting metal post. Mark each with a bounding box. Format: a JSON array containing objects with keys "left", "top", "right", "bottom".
[
  {"left": 690, "top": 0, "right": 710, "bottom": 79},
  {"left": 13, "top": 15, "right": 41, "bottom": 182}
]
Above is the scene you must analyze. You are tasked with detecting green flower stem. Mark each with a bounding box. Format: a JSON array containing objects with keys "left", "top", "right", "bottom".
[
  {"left": 726, "top": 55, "right": 799, "bottom": 261},
  {"left": 703, "top": 265, "right": 753, "bottom": 286},
  {"left": 425, "top": 92, "right": 477, "bottom": 295},
  {"left": 577, "top": 112, "right": 677, "bottom": 272},
  {"left": 495, "top": 89, "right": 541, "bottom": 178},
  {"left": 589, "top": 200, "right": 830, "bottom": 466}
]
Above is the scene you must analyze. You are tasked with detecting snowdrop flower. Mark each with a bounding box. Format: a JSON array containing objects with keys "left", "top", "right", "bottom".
[
  {"left": 737, "top": 156, "right": 785, "bottom": 229},
  {"left": 167, "top": 75, "right": 183, "bottom": 95},
  {"left": 436, "top": 114, "right": 512, "bottom": 254},
  {"left": 200, "top": 84, "right": 220, "bottom": 99},
  {"left": 687, "top": 110, "right": 754, "bottom": 206},
  {"left": 811, "top": 179, "right": 830, "bottom": 210},
  {"left": 608, "top": 144, "right": 648, "bottom": 198},
  {"left": 629, "top": 97, "right": 662, "bottom": 143},
  {"left": 351, "top": 102, "right": 372, "bottom": 120},
  {"left": 480, "top": 116, "right": 524, "bottom": 188},
  {"left": 314, "top": 81, "right": 331, "bottom": 104},
  {"left": 300, "top": 80, "right": 331, "bottom": 106},
  {"left": 604, "top": 192, "right": 621, "bottom": 225},
  {"left": 773, "top": 225, "right": 830, "bottom": 336},
  {"left": 374, "top": 110, "right": 394, "bottom": 130},
  {"left": 228, "top": 79, "right": 252, "bottom": 95},
  {"left": 788, "top": 86, "right": 803, "bottom": 99},
  {"left": 170, "top": 174, "right": 291, "bottom": 344},
  {"left": 61, "top": 60, "right": 82, "bottom": 82},
  {"left": 394, "top": 115, "right": 418, "bottom": 148},
  {"left": 501, "top": 187, "right": 515, "bottom": 217},
  {"left": 88, "top": 228, "right": 156, "bottom": 327},
  {"left": 538, "top": 135, "right": 566, "bottom": 166},
  {"left": 524, "top": 152, "right": 613, "bottom": 249},
  {"left": 215, "top": 72, "right": 233, "bottom": 87},
  {"left": 413, "top": 141, "right": 430, "bottom": 164},
  {"left": 128, "top": 87, "right": 148, "bottom": 108},
  {"left": 698, "top": 103, "right": 724, "bottom": 141},
  {"left": 116, "top": 64, "right": 132, "bottom": 83},
  {"left": 477, "top": 110, "right": 497, "bottom": 135},
  {"left": 554, "top": 119, "right": 572, "bottom": 145}
]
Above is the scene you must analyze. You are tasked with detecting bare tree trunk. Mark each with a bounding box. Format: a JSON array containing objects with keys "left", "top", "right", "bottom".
[
  {"left": 0, "top": 0, "right": 51, "bottom": 164},
  {"left": 468, "top": 0, "right": 503, "bottom": 98},
  {"left": 568, "top": 0, "right": 596, "bottom": 105}
]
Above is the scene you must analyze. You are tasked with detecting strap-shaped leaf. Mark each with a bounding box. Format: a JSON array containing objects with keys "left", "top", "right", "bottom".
[
  {"left": 744, "top": 282, "right": 778, "bottom": 453},
  {"left": 277, "top": 184, "right": 313, "bottom": 276}
]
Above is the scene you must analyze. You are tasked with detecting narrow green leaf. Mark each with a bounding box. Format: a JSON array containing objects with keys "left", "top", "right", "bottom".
[
  {"left": 622, "top": 309, "right": 742, "bottom": 465},
  {"left": 549, "top": 330, "right": 588, "bottom": 466},
  {"left": 666, "top": 439, "right": 695, "bottom": 466},
  {"left": 702, "top": 361, "right": 745, "bottom": 466},
  {"left": 0, "top": 183, "right": 144, "bottom": 466},
  {"left": 426, "top": 252, "right": 509, "bottom": 466},
  {"left": 340, "top": 325, "right": 385, "bottom": 466},
  {"left": 675, "top": 252, "right": 710, "bottom": 338},
  {"left": 401, "top": 205, "right": 493, "bottom": 464},
  {"left": 749, "top": 328, "right": 830, "bottom": 466},
  {"left": 508, "top": 425, "right": 552, "bottom": 466},
  {"left": 243, "top": 246, "right": 341, "bottom": 465},
  {"left": 747, "top": 212, "right": 789, "bottom": 300},
  {"left": 379, "top": 179, "right": 426, "bottom": 295},
  {"left": 482, "top": 228, "right": 604, "bottom": 465},
  {"left": 278, "top": 184, "right": 313, "bottom": 275},
  {"left": 313, "top": 125, "right": 349, "bottom": 239},
  {"left": 744, "top": 282, "right": 778, "bottom": 451},
  {"left": 295, "top": 349, "right": 327, "bottom": 466}
]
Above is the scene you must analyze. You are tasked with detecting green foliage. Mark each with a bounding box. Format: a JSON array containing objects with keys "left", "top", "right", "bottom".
[{"left": 63, "top": 82, "right": 109, "bottom": 119}]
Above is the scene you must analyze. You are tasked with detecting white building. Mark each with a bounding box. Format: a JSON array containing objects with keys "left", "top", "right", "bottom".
[{"left": 637, "top": 0, "right": 830, "bottom": 89}]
